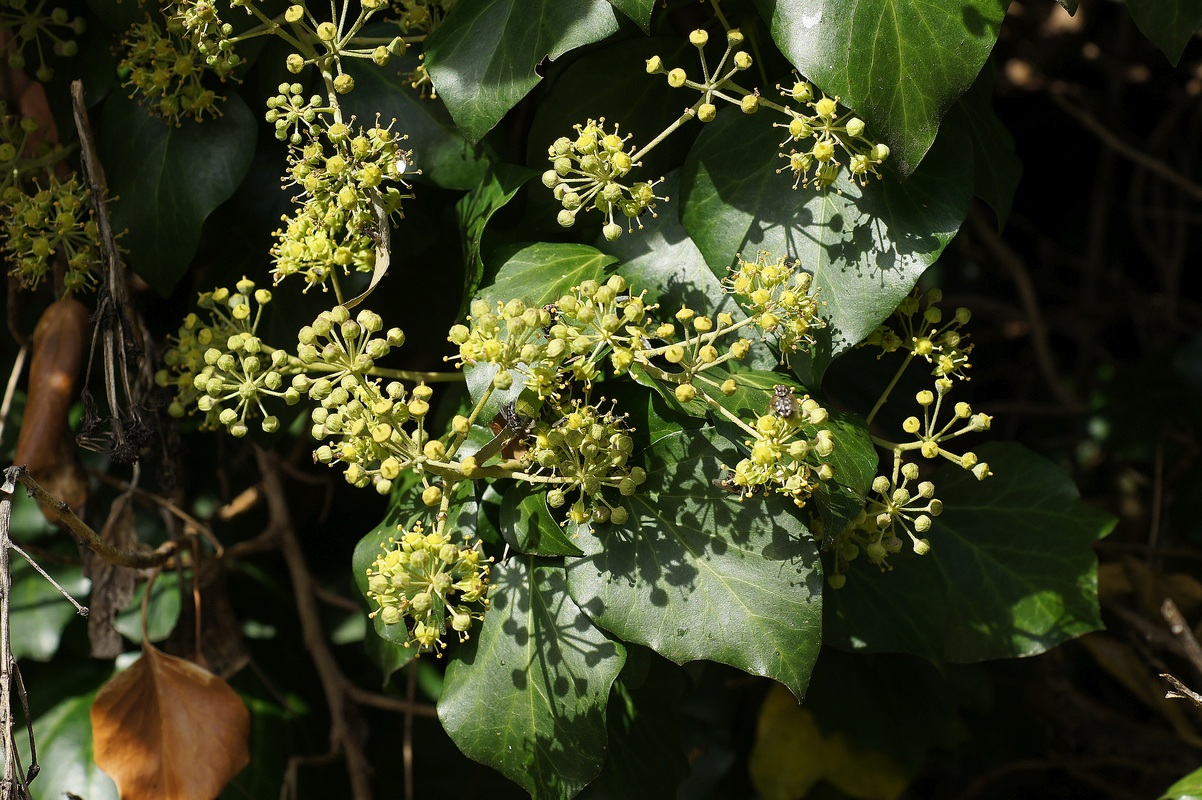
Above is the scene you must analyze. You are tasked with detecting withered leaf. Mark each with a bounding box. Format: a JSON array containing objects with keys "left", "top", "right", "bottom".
[{"left": 91, "top": 642, "right": 250, "bottom": 799}]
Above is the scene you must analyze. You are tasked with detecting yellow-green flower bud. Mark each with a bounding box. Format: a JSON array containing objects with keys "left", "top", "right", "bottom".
[
  {"left": 698, "top": 103, "right": 717, "bottom": 123},
  {"left": 316, "top": 22, "right": 337, "bottom": 41},
  {"left": 689, "top": 29, "right": 709, "bottom": 47},
  {"left": 741, "top": 95, "right": 759, "bottom": 114},
  {"left": 667, "top": 68, "right": 687, "bottom": 88},
  {"left": 675, "top": 384, "right": 696, "bottom": 403},
  {"left": 734, "top": 51, "right": 752, "bottom": 70},
  {"left": 422, "top": 485, "right": 442, "bottom": 506},
  {"left": 284, "top": 4, "right": 303, "bottom": 22}
]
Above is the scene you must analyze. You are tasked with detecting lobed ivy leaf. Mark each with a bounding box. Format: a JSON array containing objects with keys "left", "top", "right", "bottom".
[
  {"left": 425, "top": 0, "right": 621, "bottom": 144},
  {"left": 1126, "top": 0, "right": 1202, "bottom": 66},
  {"left": 605, "top": 0, "right": 655, "bottom": 32},
  {"left": 15, "top": 681, "right": 118, "bottom": 799},
  {"left": 823, "top": 442, "right": 1116, "bottom": 662},
  {"left": 1161, "top": 765, "right": 1202, "bottom": 800},
  {"left": 457, "top": 164, "right": 537, "bottom": 317},
  {"left": 439, "top": 556, "right": 626, "bottom": 799},
  {"left": 477, "top": 241, "right": 617, "bottom": 311},
  {"left": 581, "top": 649, "right": 689, "bottom": 799},
  {"left": 565, "top": 428, "right": 823, "bottom": 699},
  {"left": 500, "top": 484, "right": 584, "bottom": 557},
  {"left": 679, "top": 109, "right": 973, "bottom": 379},
  {"left": 99, "top": 91, "right": 256, "bottom": 296},
  {"left": 945, "top": 61, "right": 1022, "bottom": 229},
  {"left": 754, "top": 0, "right": 1007, "bottom": 175}
]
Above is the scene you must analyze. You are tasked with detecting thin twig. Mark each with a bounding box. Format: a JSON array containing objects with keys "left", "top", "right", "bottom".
[
  {"left": 90, "top": 472, "right": 224, "bottom": 556},
  {"left": 7, "top": 544, "right": 86, "bottom": 617},
  {"left": 5, "top": 466, "right": 175, "bottom": 569},
  {"left": 255, "top": 447, "right": 373, "bottom": 800},
  {"left": 1047, "top": 86, "right": 1202, "bottom": 203},
  {"left": 342, "top": 683, "right": 436, "bottom": 718},
  {"left": 1162, "top": 673, "right": 1202, "bottom": 706},
  {"left": 1, "top": 469, "right": 32, "bottom": 799},
  {"left": 0, "top": 346, "right": 27, "bottom": 448},
  {"left": 969, "top": 207, "right": 1080, "bottom": 409},
  {"left": 1162, "top": 599, "right": 1202, "bottom": 684}
]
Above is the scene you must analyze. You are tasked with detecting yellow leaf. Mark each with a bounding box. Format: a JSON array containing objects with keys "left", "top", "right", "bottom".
[
  {"left": 750, "top": 683, "right": 910, "bottom": 800},
  {"left": 91, "top": 643, "right": 250, "bottom": 799}
]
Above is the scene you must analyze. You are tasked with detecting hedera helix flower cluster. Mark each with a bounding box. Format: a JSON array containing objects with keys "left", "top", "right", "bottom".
[
  {"left": 0, "top": 104, "right": 101, "bottom": 296},
  {"left": 159, "top": 252, "right": 843, "bottom": 651},
  {"left": 542, "top": 26, "right": 891, "bottom": 241},
  {"left": 823, "top": 288, "right": 994, "bottom": 588},
  {"left": 1, "top": 0, "right": 86, "bottom": 81}
]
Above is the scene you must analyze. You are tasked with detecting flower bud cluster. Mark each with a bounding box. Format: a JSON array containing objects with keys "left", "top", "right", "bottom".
[
  {"left": 720, "top": 385, "right": 835, "bottom": 508},
  {"left": 394, "top": 0, "right": 457, "bottom": 34},
  {"left": 826, "top": 461, "right": 943, "bottom": 587},
  {"left": 167, "top": 0, "right": 242, "bottom": 79},
  {"left": 542, "top": 119, "right": 666, "bottom": 241},
  {"left": 365, "top": 521, "right": 490, "bottom": 654},
  {"left": 865, "top": 287, "right": 974, "bottom": 381},
  {"left": 157, "top": 279, "right": 292, "bottom": 435},
  {"left": 901, "top": 381, "right": 993, "bottom": 480},
  {"left": 0, "top": 105, "right": 69, "bottom": 198},
  {"left": 1, "top": 176, "right": 99, "bottom": 294},
  {"left": 1, "top": 0, "right": 86, "bottom": 81},
  {"left": 725, "top": 251, "right": 824, "bottom": 357},
  {"left": 119, "top": 19, "right": 230, "bottom": 124},
  {"left": 265, "top": 82, "right": 328, "bottom": 145},
  {"left": 522, "top": 398, "right": 646, "bottom": 525},
  {"left": 774, "top": 79, "right": 889, "bottom": 190},
  {"left": 270, "top": 121, "right": 412, "bottom": 290},
  {"left": 646, "top": 28, "right": 756, "bottom": 127}
]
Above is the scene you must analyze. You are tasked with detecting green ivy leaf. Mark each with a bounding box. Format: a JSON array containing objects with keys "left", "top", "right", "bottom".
[
  {"left": 679, "top": 109, "right": 972, "bottom": 374},
  {"left": 425, "top": 0, "right": 621, "bottom": 143},
  {"left": 1161, "top": 765, "right": 1202, "bottom": 800},
  {"left": 1057, "top": 0, "right": 1078, "bottom": 12},
  {"left": 754, "top": 0, "right": 1007, "bottom": 175},
  {"left": 99, "top": 91, "right": 256, "bottom": 295},
  {"left": 439, "top": 556, "right": 626, "bottom": 798},
  {"left": 457, "top": 164, "right": 537, "bottom": 315},
  {"left": 1127, "top": 0, "right": 1202, "bottom": 65},
  {"left": 113, "top": 571, "right": 182, "bottom": 643},
  {"left": 477, "top": 241, "right": 617, "bottom": 310},
  {"left": 500, "top": 484, "right": 584, "bottom": 557},
  {"left": 9, "top": 555, "right": 88, "bottom": 662},
  {"left": 17, "top": 684, "right": 118, "bottom": 800},
  {"left": 582, "top": 648, "right": 689, "bottom": 799},
  {"left": 566, "top": 428, "right": 823, "bottom": 699},
  {"left": 946, "top": 61, "right": 1021, "bottom": 228},
  {"left": 824, "top": 442, "right": 1115, "bottom": 662},
  {"left": 605, "top": 0, "right": 655, "bottom": 31},
  {"left": 343, "top": 55, "right": 493, "bottom": 190}
]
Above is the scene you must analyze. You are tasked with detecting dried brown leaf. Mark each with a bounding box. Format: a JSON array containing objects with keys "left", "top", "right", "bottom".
[
  {"left": 14, "top": 297, "right": 90, "bottom": 521},
  {"left": 91, "top": 642, "right": 250, "bottom": 799}
]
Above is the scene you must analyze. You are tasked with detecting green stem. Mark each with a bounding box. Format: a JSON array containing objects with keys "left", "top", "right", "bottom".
[
  {"left": 629, "top": 103, "right": 701, "bottom": 163},
  {"left": 865, "top": 352, "right": 914, "bottom": 426}
]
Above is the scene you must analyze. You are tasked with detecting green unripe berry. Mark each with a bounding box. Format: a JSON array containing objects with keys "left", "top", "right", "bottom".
[
  {"left": 828, "top": 573, "right": 847, "bottom": 589},
  {"left": 603, "top": 222, "right": 622, "bottom": 241},
  {"left": 610, "top": 506, "right": 629, "bottom": 525},
  {"left": 698, "top": 103, "right": 717, "bottom": 123}
]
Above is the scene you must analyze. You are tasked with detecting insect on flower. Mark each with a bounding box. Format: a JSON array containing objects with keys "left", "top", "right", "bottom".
[{"left": 771, "top": 384, "right": 800, "bottom": 419}]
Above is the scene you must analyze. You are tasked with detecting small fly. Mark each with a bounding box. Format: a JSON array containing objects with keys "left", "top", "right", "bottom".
[{"left": 771, "top": 384, "right": 800, "bottom": 419}]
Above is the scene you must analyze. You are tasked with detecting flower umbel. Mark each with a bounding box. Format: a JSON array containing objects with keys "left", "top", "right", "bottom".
[{"left": 365, "top": 521, "right": 490, "bottom": 654}]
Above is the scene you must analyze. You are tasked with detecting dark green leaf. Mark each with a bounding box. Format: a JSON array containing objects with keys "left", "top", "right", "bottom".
[
  {"left": 500, "top": 484, "right": 584, "bottom": 557},
  {"left": 425, "top": 0, "right": 621, "bottom": 143},
  {"left": 605, "top": 0, "right": 656, "bottom": 31},
  {"left": 945, "top": 62, "right": 1021, "bottom": 227},
  {"left": 1127, "top": 0, "right": 1202, "bottom": 65},
  {"left": 9, "top": 555, "right": 88, "bottom": 662},
  {"left": 100, "top": 91, "right": 256, "bottom": 295},
  {"left": 566, "top": 428, "right": 823, "bottom": 699},
  {"left": 755, "top": 0, "right": 1007, "bottom": 175},
  {"left": 16, "top": 686, "right": 118, "bottom": 799},
  {"left": 439, "top": 557, "right": 626, "bottom": 799},
  {"left": 679, "top": 109, "right": 973, "bottom": 373},
  {"left": 113, "top": 572, "right": 182, "bottom": 643},
  {"left": 1057, "top": 0, "right": 1078, "bottom": 12},
  {"left": 343, "top": 55, "right": 493, "bottom": 190},
  {"left": 527, "top": 37, "right": 695, "bottom": 181},
  {"left": 582, "top": 649, "right": 689, "bottom": 799},
  {"left": 457, "top": 164, "right": 538, "bottom": 314},
  {"left": 824, "top": 442, "right": 1116, "bottom": 662},
  {"left": 1161, "top": 765, "right": 1202, "bottom": 800},
  {"left": 477, "top": 241, "right": 617, "bottom": 310}
]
